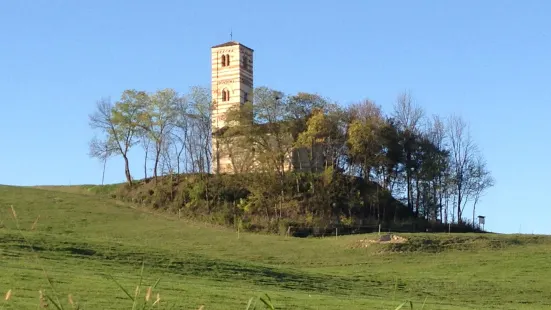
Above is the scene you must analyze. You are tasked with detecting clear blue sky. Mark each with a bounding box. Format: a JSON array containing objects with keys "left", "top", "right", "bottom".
[{"left": 1, "top": 0, "right": 549, "bottom": 234}]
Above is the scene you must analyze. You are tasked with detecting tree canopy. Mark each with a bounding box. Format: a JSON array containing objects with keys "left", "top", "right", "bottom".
[{"left": 89, "top": 86, "right": 494, "bottom": 233}]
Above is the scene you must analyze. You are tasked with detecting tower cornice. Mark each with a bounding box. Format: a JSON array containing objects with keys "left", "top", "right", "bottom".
[{"left": 211, "top": 41, "right": 254, "bottom": 51}]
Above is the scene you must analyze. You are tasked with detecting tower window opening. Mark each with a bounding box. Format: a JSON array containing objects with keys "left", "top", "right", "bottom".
[
  {"left": 221, "top": 54, "right": 226, "bottom": 67},
  {"left": 222, "top": 89, "right": 230, "bottom": 102},
  {"left": 226, "top": 54, "right": 230, "bottom": 66},
  {"left": 244, "top": 92, "right": 248, "bottom": 102},
  {"left": 243, "top": 56, "right": 249, "bottom": 70}
]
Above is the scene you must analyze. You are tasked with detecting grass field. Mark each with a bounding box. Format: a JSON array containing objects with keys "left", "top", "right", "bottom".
[{"left": 1, "top": 185, "right": 551, "bottom": 309}]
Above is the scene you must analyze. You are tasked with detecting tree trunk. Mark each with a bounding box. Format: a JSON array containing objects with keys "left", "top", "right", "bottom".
[
  {"left": 472, "top": 199, "right": 477, "bottom": 228},
  {"left": 414, "top": 178, "right": 420, "bottom": 217},
  {"left": 457, "top": 186, "right": 462, "bottom": 223},
  {"left": 144, "top": 146, "right": 149, "bottom": 181},
  {"left": 123, "top": 154, "right": 132, "bottom": 186},
  {"left": 153, "top": 144, "right": 161, "bottom": 183},
  {"left": 406, "top": 172, "right": 413, "bottom": 211},
  {"left": 102, "top": 156, "right": 107, "bottom": 185}
]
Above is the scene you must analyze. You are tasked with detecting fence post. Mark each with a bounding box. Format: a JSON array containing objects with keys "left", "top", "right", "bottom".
[
  {"left": 378, "top": 224, "right": 381, "bottom": 235},
  {"left": 335, "top": 227, "right": 338, "bottom": 239}
]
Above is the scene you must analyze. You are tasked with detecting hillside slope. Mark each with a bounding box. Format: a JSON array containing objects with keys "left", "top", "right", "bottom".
[{"left": 1, "top": 185, "right": 550, "bottom": 309}]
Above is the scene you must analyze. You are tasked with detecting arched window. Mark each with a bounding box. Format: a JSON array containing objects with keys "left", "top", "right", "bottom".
[
  {"left": 222, "top": 89, "right": 230, "bottom": 102},
  {"left": 226, "top": 54, "right": 230, "bottom": 66},
  {"left": 221, "top": 54, "right": 226, "bottom": 67},
  {"left": 242, "top": 56, "right": 249, "bottom": 70}
]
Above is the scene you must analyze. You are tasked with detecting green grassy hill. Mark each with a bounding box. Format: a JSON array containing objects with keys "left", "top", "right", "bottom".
[{"left": 1, "top": 185, "right": 550, "bottom": 309}]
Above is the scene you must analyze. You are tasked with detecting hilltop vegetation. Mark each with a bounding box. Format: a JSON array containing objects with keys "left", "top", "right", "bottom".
[
  {"left": 88, "top": 87, "right": 493, "bottom": 232},
  {"left": 72, "top": 174, "right": 481, "bottom": 235},
  {"left": 1, "top": 185, "right": 551, "bottom": 309}
]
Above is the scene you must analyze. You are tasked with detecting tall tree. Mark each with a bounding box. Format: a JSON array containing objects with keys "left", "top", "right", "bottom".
[
  {"left": 447, "top": 114, "right": 477, "bottom": 223},
  {"left": 392, "top": 91, "right": 424, "bottom": 213},
  {"left": 139, "top": 89, "right": 180, "bottom": 182},
  {"left": 89, "top": 93, "right": 142, "bottom": 186},
  {"left": 295, "top": 109, "right": 330, "bottom": 172},
  {"left": 377, "top": 119, "right": 403, "bottom": 194},
  {"left": 286, "top": 92, "right": 329, "bottom": 139},
  {"left": 88, "top": 136, "right": 115, "bottom": 185},
  {"left": 248, "top": 87, "right": 294, "bottom": 175},
  {"left": 469, "top": 155, "right": 494, "bottom": 226},
  {"left": 184, "top": 86, "right": 212, "bottom": 173},
  {"left": 425, "top": 115, "right": 448, "bottom": 222},
  {"left": 346, "top": 100, "right": 385, "bottom": 181}
]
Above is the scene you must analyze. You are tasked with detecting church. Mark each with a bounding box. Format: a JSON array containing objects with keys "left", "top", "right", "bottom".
[{"left": 210, "top": 41, "right": 325, "bottom": 174}]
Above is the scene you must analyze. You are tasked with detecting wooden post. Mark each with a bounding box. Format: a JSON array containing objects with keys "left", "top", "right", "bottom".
[
  {"left": 378, "top": 224, "right": 381, "bottom": 235},
  {"left": 335, "top": 227, "right": 338, "bottom": 239}
]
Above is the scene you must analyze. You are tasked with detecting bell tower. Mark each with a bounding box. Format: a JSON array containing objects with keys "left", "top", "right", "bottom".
[
  {"left": 211, "top": 41, "right": 254, "bottom": 173},
  {"left": 211, "top": 41, "right": 254, "bottom": 130}
]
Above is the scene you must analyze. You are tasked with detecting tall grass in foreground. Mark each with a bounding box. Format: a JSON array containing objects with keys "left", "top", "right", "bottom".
[{"left": 4, "top": 205, "right": 421, "bottom": 309}]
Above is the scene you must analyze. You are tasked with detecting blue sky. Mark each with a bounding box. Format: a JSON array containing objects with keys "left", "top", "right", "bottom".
[{"left": 1, "top": 0, "right": 549, "bottom": 234}]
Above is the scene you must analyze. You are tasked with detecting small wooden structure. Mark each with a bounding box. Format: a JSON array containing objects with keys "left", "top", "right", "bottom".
[{"left": 478, "top": 215, "right": 485, "bottom": 231}]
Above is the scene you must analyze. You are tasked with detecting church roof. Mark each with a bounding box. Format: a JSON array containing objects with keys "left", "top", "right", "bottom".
[{"left": 211, "top": 41, "right": 254, "bottom": 51}]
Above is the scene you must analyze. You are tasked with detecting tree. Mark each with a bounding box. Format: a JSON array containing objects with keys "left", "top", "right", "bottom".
[
  {"left": 447, "top": 114, "right": 476, "bottom": 223},
  {"left": 171, "top": 94, "right": 190, "bottom": 176},
  {"left": 166, "top": 85, "right": 213, "bottom": 211},
  {"left": 425, "top": 115, "right": 448, "bottom": 222},
  {"left": 89, "top": 94, "right": 142, "bottom": 186},
  {"left": 295, "top": 109, "right": 330, "bottom": 172},
  {"left": 469, "top": 155, "right": 494, "bottom": 226},
  {"left": 247, "top": 87, "right": 295, "bottom": 176},
  {"left": 140, "top": 130, "right": 151, "bottom": 180},
  {"left": 412, "top": 134, "right": 449, "bottom": 220},
  {"left": 346, "top": 100, "right": 385, "bottom": 181},
  {"left": 139, "top": 89, "right": 180, "bottom": 182},
  {"left": 188, "top": 87, "right": 212, "bottom": 173},
  {"left": 88, "top": 136, "right": 115, "bottom": 185},
  {"left": 377, "top": 119, "right": 403, "bottom": 194},
  {"left": 286, "top": 92, "right": 330, "bottom": 139},
  {"left": 217, "top": 103, "right": 257, "bottom": 174},
  {"left": 392, "top": 91, "right": 424, "bottom": 213},
  {"left": 393, "top": 91, "right": 424, "bottom": 131}
]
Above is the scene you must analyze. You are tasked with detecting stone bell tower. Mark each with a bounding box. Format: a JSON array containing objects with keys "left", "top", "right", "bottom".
[{"left": 210, "top": 41, "right": 254, "bottom": 173}]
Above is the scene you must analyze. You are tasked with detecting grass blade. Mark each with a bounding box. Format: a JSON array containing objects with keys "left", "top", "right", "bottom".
[
  {"left": 245, "top": 297, "right": 255, "bottom": 310},
  {"left": 108, "top": 275, "right": 134, "bottom": 301},
  {"left": 394, "top": 300, "right": 409, "bottom": 310},
  {"left": 259, "top": 294, "right": 274, "bottom": 310},
  {"left": 45, "top": 294, "right": 63, "bottom": 310},
  {"left": 151, "top": 278, "right": 161, "bottom": 290},
  {"left": 420, "top": 296, "right": 427, "bottom": 309}
]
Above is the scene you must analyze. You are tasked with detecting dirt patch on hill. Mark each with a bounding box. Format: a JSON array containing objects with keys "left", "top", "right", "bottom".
[{"left": 352, "top": 234, "right": 408, "bottom": 248}]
